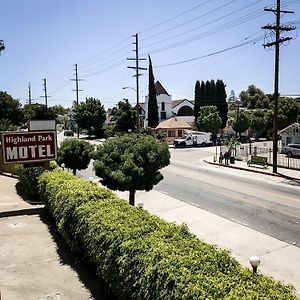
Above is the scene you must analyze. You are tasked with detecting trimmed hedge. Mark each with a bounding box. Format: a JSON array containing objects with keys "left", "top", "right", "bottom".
[
  {"left": 38, "top": 170, "right": 297, "bottom": 300},
  {"left": 16, "top": 161, "right": 57, "bottom": 199}
]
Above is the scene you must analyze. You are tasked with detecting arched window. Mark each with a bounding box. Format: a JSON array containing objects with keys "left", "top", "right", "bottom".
[{"left": 177, "top": 106, "right": 193, "bottom": 116}]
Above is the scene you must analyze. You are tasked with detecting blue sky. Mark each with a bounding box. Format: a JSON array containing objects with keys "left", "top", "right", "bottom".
[{"left": 1, "top": 0, "right": 299, "bottom": 109}]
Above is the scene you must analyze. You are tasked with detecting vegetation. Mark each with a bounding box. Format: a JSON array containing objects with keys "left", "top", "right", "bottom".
[
  {"left": 112, "top": 99, "right": 136, "bottom": 133},
  {"left": 15, "top": 161, "right": 57, "bottom": 200},
  {"left": 232, "top": 111, "right": 250, "bottom": 137},
  {"left": 239, "top": 85, "right": 270, "bottom": 109},
  {"left": 0, "top": 40, "right": 5, "bottom": 54},
  {"left": 93, "top": 133, "right": 170, "bottom": 205},
  {"left": 37, "top": 170, "right": 298, "bottom": 300},
  {"left": 194, "top": 79, "right": 227, "bottom": 128},
  {"left": 73, "top": 97, "right": 106, "bottom": 137},
  {"left": 0, "top": 91, "right": 23, "bottom": 126},
  {"left": 194, "top": 80, "right": 201, "bottom": 121},
  {"left": 196, "top": 106, "right": 222, "bottom": 136},
  {"left": 147, "top": 55, "right": 159, "bottom": 128},
  {"left": 23, "top": 103, "right": 57, "bottom": 122},
  {"left": 57, "top": 138, "right": 94, "bottom": 175}
]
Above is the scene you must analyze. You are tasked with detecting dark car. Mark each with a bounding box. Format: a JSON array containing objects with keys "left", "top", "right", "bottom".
[{"left": 63, "top": 130, "right": 74, "bottom": 137}]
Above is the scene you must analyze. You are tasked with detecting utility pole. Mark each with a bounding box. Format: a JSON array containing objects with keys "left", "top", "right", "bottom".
[
  {"left": 262, "top": 0, "right": 295, "bottom": 173},
  {"left": 70, "top": 63, "right": 83, "bottom": 137},
  {"left": 127, "top": 33, "right": 147, "bottom": 131},
  {"left": 41, "top": 78, "right": 50, "bottom": 109},
  {"left": 28, "top": 82, "right": 32, "bottom": 105}
]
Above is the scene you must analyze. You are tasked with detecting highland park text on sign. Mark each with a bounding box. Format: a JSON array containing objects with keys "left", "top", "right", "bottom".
[{"left": 1, "top": 131, "right": 57, "bottom": 164}]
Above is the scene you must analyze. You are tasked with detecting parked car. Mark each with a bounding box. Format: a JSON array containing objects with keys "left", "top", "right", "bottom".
[
  {"left": 64, "top": 130, "right": 74, "bottom": 137},
  {"left": 281, "top": 143, "right": 300, "bottom": 157}
]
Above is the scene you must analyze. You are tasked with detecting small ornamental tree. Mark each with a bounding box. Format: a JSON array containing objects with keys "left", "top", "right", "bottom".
[
  {"left": 232, "top": 111, "right": 250, "bottom": 136},
  {"left": 57, "top": 138, "right": 94, "bottom": 175},
  {"left": 196, "top": 106, "right": 222, "bottom": 136},
  {"left": 93, "top": 134, "right": 170, "bottom": 206}
]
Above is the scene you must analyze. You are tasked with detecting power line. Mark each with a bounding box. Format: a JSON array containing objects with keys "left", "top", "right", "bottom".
[
  {"left": 138, "top": 0, "right": 215, "bottom": 34},
  {"left": 154, "top": 36, "right": 264, "bottom": 68}
]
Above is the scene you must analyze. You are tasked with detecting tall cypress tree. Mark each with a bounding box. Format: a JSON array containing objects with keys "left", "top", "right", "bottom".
[
  {"left": 200, "top": 81, "right": 206, "bottom": 108},
  {"left": 194, "top": 80, "right": 201, "bottom": 121},
  {"left": 204, "top": 80, "right": 212, "bottom": 106},
  {"left": 147, "top": 55, "right": 159, "bottom": 128},
  {"left": 216, "top": 79, "right": 228, "bottom": 128}
]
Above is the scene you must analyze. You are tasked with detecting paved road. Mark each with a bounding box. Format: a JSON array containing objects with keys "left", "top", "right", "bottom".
[
  {"left": 156, "top": 163, "right": 300, "bottom": 247},
  {"left": 78, "top": 144, "right": 300, "bottom": 248}
]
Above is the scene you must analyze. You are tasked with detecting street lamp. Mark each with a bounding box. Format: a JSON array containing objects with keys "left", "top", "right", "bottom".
[
  {"left": 249, "top": 255, "right": 260, "bottom": 274},
  {"left": 61, "top": 163, "right": 65, "bottom": 170},
  {"left": 122, "top": 86, "right": 137, "bottom": 92}
]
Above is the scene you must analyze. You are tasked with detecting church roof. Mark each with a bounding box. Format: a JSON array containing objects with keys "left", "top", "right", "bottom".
[{"left": 155, "top": 81, "right": 170, "bottom": 96}]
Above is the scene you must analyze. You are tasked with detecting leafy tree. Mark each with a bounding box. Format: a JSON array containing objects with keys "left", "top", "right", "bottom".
[
  {"left": 147, "top": 55, "right": 159, "bottom": 128},
  {"left": 194, "top": 80, "right": 201, "bottom": 120},
  {"left": 57, "top": 138, "right": 94, "bottom": 175},
  {"left": 73, "top": 97, "right": 106, "bottom": 138},
  {"left": 93, "top": 134, "right": 170, "bottom": 206},
  {"left": 232, "top": 111, "right": 250, "bottom": 136},
  {"left": 51, "top": 104, "right": 67, "bottom": 116},
  {"left": 215, "top": 79, "right": 228, "bottom": 128},
  {"left": 196, "top": 106, "right": 222, "bottom": 135},
  {"left": 0, "top": 119, "right": 18, "bottom": 131},
  {"left": 112, "top": 99, "right": 136, "bottom": 133},
  {"left": 0, "top": 40, "right": 5, "bottom": 54},
  {"left": 22, "top": 103, "right": 57, "bottom": 121},
  {"left": 0, "top": 91, "right": 23, "bottom": 125},
  {"left": 249, "top": 109, "right": 266, "bottom": 138},
  {"left": 277, "top": 97, "right": 299, "bottom": 127},
  {"left": 239, "top": 85, "right": 270, "bottom": 109}
]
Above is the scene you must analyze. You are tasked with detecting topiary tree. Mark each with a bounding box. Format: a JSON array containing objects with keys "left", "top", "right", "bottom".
[
  {"left": 232, "top": 111, "right": 250, "bottom": 137},
  {"left": 196, "top": 106, "right": 222, "bottom": 135},
  {"left": 93, "top": 133, "right": 170, "bottom": 206},
  {"left": 112, "top": 99, "right": 136, "bottom": 133},
  {"left": 57, "top": 138, "right": 94, "bottom": 175}
]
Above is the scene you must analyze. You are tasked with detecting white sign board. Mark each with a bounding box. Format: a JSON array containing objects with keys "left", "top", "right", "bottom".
[{"left": 28, "top": 120, "right": 56, "bottom": 131}]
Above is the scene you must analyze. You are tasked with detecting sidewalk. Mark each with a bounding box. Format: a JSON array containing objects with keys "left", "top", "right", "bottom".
[
  {"left": 0, "top": 175, "right": 113, "bottom": 300},
  {"left": 206, "top": 156, "right": 300, "bottom": 182}
]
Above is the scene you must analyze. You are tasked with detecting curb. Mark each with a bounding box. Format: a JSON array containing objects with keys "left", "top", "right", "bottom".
[{"left": 203, "top": 160, "right": 300, "bottom": 183}]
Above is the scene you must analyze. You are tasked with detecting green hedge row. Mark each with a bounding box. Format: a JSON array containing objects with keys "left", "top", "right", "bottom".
[{"left": 38, "top": 170, "right": 297, "bottom": 300}]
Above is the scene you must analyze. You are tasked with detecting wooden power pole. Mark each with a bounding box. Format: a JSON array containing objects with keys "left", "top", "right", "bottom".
[
  {"left": 262, "top": 0, "right": 295, "bottom": 173},
  {"left": 127, "top": 34, "right": 147, "bottom": 132}
]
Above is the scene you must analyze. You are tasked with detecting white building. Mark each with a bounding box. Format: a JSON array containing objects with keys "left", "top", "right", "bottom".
[{"left": 142, "top": 81, "right": 195, "bottom": 128}]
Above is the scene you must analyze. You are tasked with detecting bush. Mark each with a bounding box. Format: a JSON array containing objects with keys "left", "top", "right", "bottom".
[
  {"left": 16, "top": 161, "right": 57, "bottom": 200},
  {"left": 38, "top": 170, "right": 297, "bottom": 300}
]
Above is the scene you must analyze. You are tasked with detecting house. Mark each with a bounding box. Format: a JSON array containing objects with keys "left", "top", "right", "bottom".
[
  {"left": 278, "top": 122, "right": 300, "bottom": 147},
  {"left": 155, "top": 117, "right": 193, "bottom": 144}
]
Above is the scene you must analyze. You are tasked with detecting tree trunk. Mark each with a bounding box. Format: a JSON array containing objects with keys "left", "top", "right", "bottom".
[
  {"left": 129, "top": 189, "right": 135, "bottom": 206},
  {"left": 73, "top": 168, "right": 76, "bottom": 175}
]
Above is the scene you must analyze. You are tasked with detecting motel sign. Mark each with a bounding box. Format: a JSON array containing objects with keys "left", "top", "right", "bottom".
[{"left": 1, "top": 131, "right": 57, "bottom": 164}]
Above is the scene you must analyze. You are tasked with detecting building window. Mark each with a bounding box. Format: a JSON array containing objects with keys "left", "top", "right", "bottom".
[
  {"left": 177, "top": 130, "right": 183, "bottom": 137},
  {"left": 167, "top": 130, "right": 176, "bottom": 137},
  {"left": 177, "top": 106, "right": 193, "bottom": 116},
  {"left": 161, "top": 101, "right": 165, "bottom": 111},
  {"left": 161, "top": 111, "right": 166, "bottom": 119}
]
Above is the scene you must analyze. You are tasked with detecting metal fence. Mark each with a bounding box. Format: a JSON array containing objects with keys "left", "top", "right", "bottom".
[{"left": 220, "top": 145, "right": 300, "bottom": 170}]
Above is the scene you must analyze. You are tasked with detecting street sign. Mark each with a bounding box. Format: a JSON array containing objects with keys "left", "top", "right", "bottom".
[{"left": 1, "top": 131, "right": 57, "bottom": 164}]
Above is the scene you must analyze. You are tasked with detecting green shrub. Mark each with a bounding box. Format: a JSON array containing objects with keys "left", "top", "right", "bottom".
[
  {"left": 38, "top": 170, "right": 297, "bottom": 300},
  {"left": 16, "top": 161, "right": 57, "bottom": 200}
]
